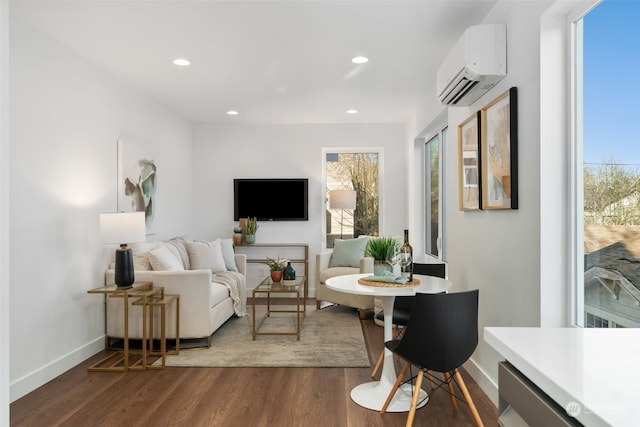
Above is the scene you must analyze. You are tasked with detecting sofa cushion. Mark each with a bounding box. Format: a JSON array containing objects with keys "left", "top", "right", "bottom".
[
  {"left": 149, "top": 244, "right": 185, "bottom": 271},
  {"left": 162, "top": 242, "right": 182, "bottom": 265},
  {"left": 210, "top": 282, "right": 230, "bottom": 307},
  {"left": 329, "top": 236, "right": 369, "bottom": 268},
  {"left": 166, "top": 237, "right": 191, "bottom": 270},
  {"left": 129, "top": 241, "right": 158, "bottom": 271},
  {"left": 218, "top": 238, "right": 238, "bottom": 272},
  {"left": 186, "top": 240, "right": 227, "bottom": 273}
]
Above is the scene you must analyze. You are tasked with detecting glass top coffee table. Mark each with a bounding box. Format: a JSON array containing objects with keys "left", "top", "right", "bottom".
[{"left": 252, "top": 276, "right": 305, "bottom": 340}]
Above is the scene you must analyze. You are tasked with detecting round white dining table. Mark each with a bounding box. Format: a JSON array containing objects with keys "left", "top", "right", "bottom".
[{"left": 325, "top": 273, "right": 452, "bottom": 412}]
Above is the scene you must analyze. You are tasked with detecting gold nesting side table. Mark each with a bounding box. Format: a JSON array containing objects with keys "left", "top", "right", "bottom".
[
  {"left": 87, "top": 282, "right": 179, "bottom": 371},
  {"left": 133, "top": 291, "right": 180, "bottom": 369}
]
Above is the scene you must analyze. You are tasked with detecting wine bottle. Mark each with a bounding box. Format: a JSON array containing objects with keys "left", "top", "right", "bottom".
[{"left": 399, "top": 229, "right": 413, "bottom": 281}]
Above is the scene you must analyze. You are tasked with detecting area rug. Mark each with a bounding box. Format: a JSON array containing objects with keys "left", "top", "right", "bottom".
[{"left": 159, "top": 305, "right": 370, "bottom": 368}]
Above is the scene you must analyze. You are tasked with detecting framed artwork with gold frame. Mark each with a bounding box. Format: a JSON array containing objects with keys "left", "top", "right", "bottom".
[
  {"left": 458, "top": 111, "right": 481, "bottom": 211},
  {"left": 480, "top": 87, "right": 518, "bottom": 210}
]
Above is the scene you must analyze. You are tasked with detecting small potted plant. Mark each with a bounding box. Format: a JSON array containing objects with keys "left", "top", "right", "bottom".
[
  {"left": 365, "top": 236, "right": 400, "bottom": 275},
  {"left": 243, "top": 217, "right": 259, "bottom": 244},
  {"left": 264, "top": 256, "right": 288, "bottom": 282}
]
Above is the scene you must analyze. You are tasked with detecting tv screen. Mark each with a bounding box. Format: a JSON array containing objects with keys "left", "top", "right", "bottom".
[{"left": 234, "top": 178, "right": 309, "bottom": 221}]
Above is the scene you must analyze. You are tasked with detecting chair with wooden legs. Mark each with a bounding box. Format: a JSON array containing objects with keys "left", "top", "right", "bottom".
[
  {"left": 370, "top": 263, "right": 446, "bottom": 379},
  {"left": 380, "top": 290, "right": 484, "bottom": 427}
]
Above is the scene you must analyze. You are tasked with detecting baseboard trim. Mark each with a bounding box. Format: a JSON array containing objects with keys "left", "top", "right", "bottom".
[
  {"left": 464, "top": 356, "right": 499, "bottom": 407},
  {"left": 10, "top": 336, "right": 104, "bottom": 402}
]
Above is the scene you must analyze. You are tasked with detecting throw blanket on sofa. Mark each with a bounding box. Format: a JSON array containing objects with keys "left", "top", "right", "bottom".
[{"left": 213, "top": 271, "right": 247, "bottom": 317}]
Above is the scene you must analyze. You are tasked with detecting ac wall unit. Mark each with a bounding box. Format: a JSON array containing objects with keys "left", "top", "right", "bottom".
[{"left": 436, "top": 23, "right": 506, "bottom": 106}]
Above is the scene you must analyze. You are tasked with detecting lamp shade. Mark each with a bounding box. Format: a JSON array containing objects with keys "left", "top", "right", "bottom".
[
  {"left": 100, "top": 212, "right": 146, "bottom": 245},
  {"left": 329, "top": 190, "right": 357, "bottom": 210}
]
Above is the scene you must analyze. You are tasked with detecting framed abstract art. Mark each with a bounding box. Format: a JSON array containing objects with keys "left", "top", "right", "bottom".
[
  {"left": 480, "top": 87, "right": 518, "bottom": 210},
  {"left": 117, "top": 138, "right": 157, "bottom": 234}
]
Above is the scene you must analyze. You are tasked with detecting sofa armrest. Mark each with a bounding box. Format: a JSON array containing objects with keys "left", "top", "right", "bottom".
[
  {"left": 107, "top": 269, "right": 214, "bottom": 303},
  {"left": 234, "top": 253, "right": 247, "bottom": 275},
  {"left": 316, "top": 251, "right": 333, "bottom": 273},
  {"left": 105, "top": 268, "right": 216, "bottom": 339}
]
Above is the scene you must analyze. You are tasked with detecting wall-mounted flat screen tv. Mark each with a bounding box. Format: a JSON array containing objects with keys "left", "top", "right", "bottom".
[{"left": 234, "top": 178, "right": 309, "bottom": 221}]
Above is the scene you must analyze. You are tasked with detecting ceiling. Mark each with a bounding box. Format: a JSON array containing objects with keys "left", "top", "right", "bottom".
[{"left": 11, "top": 0, "right": 497, "bottom": 124}]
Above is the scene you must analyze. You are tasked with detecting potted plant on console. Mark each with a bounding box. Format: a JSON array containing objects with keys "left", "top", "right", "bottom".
[
  {"left": 243, "top": 217, "right": 259, "bottom": 244},
  {"left": 264, "top": 256, "right": 288, "bottom": 282}
]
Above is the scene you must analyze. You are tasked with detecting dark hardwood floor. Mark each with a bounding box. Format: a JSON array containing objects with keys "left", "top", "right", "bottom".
[{"left": 11, "top": 303, "right": 497, "bottom": 426}]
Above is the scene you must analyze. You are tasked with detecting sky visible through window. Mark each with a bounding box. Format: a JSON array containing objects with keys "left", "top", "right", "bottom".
[{"left": 583, "top": 0, "right": 640, "bottom": 169}]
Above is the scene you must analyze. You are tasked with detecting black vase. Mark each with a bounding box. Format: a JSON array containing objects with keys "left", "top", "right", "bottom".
[
  {"left": 283, "top": 261, "right": 296, "bottom": 285},
  {"left": 114, "top": 245, "right": 135, "bottom": 289}
]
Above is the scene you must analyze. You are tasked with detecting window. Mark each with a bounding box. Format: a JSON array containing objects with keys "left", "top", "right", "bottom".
[
  {"left": 585, "top": 313, "right": 609, "bottom": 328},
  {"left": 420, "top": 122, "right": 447, "bottom": 261},
  {"left": 425, "top": 128, "right": 447, "bottom": 259},
  {"left": 573, "top": 0, "right": 640, "bottom": 328},
  {"left": 324, "top": 149, "right": 382, "bottom": 248}
]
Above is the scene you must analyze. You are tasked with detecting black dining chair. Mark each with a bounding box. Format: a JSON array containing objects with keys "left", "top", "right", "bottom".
[
  {"left": 380, "top": 290, "right": 483, "bottom": 427},
  {"left": 370, "top": 263, "right": 446, "bottom": 378}
]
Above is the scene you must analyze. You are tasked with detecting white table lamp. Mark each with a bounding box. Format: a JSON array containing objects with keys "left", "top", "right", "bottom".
[{"left": 100, "top": 212, "right": 146, "bottom": 289}]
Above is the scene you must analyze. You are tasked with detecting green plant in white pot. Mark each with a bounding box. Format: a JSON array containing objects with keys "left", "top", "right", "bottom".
[
  {"left": 243, "top": 217, "right": 259, "bottom": 244},
  {"left": 365, "top": 236, "right": 400, "bottom": 275}
]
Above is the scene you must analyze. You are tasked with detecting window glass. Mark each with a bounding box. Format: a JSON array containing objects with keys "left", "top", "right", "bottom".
[
  {"left": 325, "top": 151, "right": 380, "bottom": 248},
  {"left": 425, "top": 135, "right": 439, "bottom": 257},
  {"left": 577, "top": 0, "right": 640, "bottom": 327}
]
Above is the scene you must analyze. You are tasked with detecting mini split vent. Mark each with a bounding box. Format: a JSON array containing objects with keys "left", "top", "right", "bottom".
[{"left": 436, "top": 24, "right": 507, "bottom": 105}]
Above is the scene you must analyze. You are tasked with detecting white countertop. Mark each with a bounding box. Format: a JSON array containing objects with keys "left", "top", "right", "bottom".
[{"left": 484, "top": 327, "right": 640, "bottom": 427}]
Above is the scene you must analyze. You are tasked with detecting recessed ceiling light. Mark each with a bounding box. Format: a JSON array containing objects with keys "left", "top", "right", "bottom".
[
  {"left": 346, "top": 109, "right": 358, "bottom": 114},
  {"left": 173, "top": 58, "right": 191, "bottom": 66},
  {"left": 351, "top": 56, "right": 369, "bottom": 64},
  {"left": 227, "top": 110, "right": 239, "bottom": 116}
]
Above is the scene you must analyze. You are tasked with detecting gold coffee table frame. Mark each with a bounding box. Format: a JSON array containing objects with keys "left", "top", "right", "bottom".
[{"left": 252, "top": 276, "right": 305, "bottom": 341}]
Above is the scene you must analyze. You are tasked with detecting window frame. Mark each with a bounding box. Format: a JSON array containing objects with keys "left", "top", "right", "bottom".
[
  {"left": 424, "top": 129, "right": 447, "bottom": 260},
  {"left": 570, "top": 8, "right": 586, "bottom": 328},
  {"left": 321, "top": 147, "right": 384, "bottom": 250},
  {"left": 419, "top": 118, "right": 447, "bottom": 262}
]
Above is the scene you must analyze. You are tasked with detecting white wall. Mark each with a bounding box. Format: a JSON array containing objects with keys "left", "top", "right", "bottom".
[
  {"left": 450, "top": 0, "right": 548, "bottom": 403},
  {"left": 8, "top": 17, "right": 194, "bottom": 401},
  {"left": 191, "top": 122, "right": 408, "bottom": 291},
  {"left": 1, "top": 1, "right": 10, "bottom": 424}
]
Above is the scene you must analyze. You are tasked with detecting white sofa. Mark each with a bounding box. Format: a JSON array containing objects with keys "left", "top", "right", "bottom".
[{"left": 105, "top": 237, "right": 247, "bottom": 346}]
